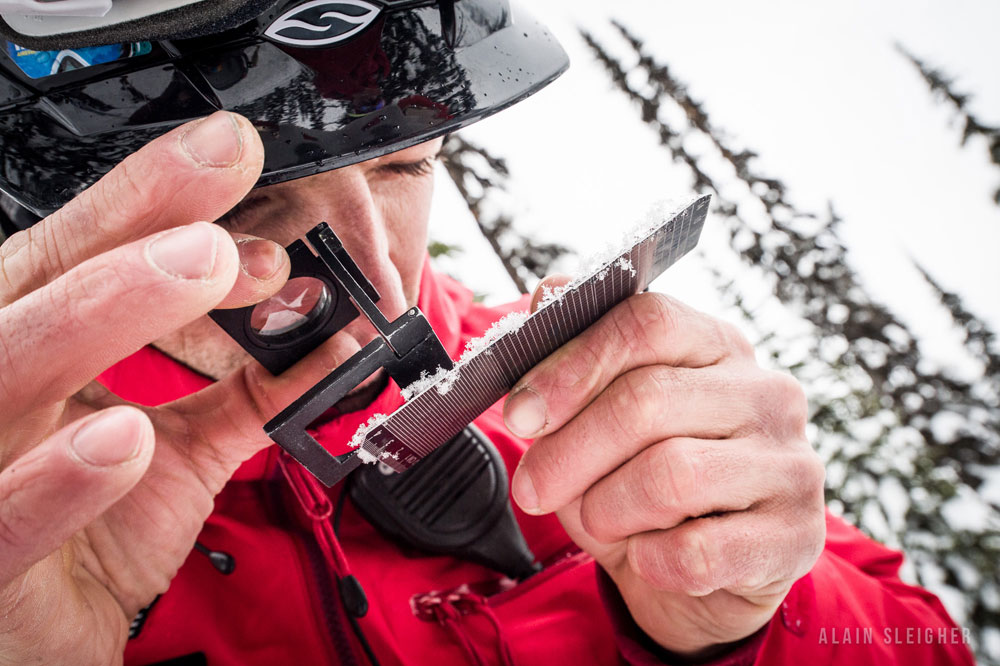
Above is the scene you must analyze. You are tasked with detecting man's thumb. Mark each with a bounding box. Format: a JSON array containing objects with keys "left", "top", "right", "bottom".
[{"left": 0, "top": 406, "right": 154, "bottom": 586}]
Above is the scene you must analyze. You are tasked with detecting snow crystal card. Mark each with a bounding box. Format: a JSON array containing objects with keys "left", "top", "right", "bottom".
[{"left": 350, "top": 195, "right": 711, "bottom": 470}]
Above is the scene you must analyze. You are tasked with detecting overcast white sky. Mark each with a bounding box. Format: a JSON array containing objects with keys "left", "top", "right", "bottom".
[{"left": 430, "top": 0, "right": 1000, "bottom": 368}]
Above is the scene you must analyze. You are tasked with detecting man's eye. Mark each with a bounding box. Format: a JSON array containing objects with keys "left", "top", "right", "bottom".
[
  {"left": 380, "top": 157, "right": 436, "bottom": 177},
  {"left": 217, "top": 195, "right": 269, "bottom": 230}
]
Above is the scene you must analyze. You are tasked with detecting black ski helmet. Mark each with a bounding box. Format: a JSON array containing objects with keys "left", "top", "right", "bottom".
[{"left": 0, "top": 0, "right": 568, "bottom": 225}]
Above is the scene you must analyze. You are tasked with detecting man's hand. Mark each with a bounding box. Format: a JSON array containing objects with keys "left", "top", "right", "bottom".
[
  {"left": 504, "top": 280, "right": 826, "bottom": 657},
  {"left": 0, "top": 112, "right": 344, "bottom": 664}
]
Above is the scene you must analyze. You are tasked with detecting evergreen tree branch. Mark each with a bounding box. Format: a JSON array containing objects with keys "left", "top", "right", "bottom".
[
  {"left": 897, "top": 43, "right": 1000, "bottom": 206},
  {"left": 913, "top": 261, "right": 1000, "bottom": 387},
  {"left": 439, "top": 135, "right": 571, "bottom": 294}
]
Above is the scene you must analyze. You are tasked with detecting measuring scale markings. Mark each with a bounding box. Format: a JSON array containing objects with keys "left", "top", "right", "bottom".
[{"left": 357, "top": 195, "right": 711, "bottom": 472}]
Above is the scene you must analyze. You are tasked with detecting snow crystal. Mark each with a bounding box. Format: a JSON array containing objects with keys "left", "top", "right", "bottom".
[
  {"left": 355, "top": 448, "right": 380, "bottom": 464},
  {"left": 435, "top": 369, "right": 460, "bottom": 395},
  {"left": 537, "top": 283, "right": 570, "bottom": 310},
  {"left": 984, "top": 584, "right": 1000, "bottom": 612},
  {"left": 397, "top": 311, "right": 530, "bottom": 403},
  {"left": 348, "top": 412, "right": 388, "bottom": 453},
  {"left": 401, "top": 366, "right": 454, "bottom": 401},
  {"left": 616, "top": 256, "right": 636, "bottom": 277},
  {"left": 460, "top": 310, "right": 529, "bottom": 360},
  {"left": 860, "top": 500, "right": 894, "bottom": 545},
  {"left": 571, "top": 197, "right": 693, "bottom": 280},
  {"left": 352, "top": 436, "right": 402, "bottom": 465}
]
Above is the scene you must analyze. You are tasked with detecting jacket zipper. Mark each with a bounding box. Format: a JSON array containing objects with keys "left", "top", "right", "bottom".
[
  {"left": 270, "top": 477, "right": 360, "bottom": 666},
  {"left": 302, "top": 530, "right": 362, "bottom": 666}
]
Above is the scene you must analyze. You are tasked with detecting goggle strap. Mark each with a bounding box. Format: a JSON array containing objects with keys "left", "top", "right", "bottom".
[{"left": 0, "top": 0, "right": 276, "bottom": 49}]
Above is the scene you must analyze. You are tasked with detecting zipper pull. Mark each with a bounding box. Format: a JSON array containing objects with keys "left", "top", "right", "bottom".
[
  {"left": 194, "top": 541, "right": 236, "bottom": 575},
  {"left": 340, "top": 573, "right": 369, "bottom": 617}
]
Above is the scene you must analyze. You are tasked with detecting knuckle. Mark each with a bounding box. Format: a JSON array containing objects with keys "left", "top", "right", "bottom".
[
  {"left": 625, "top": 535, "right": 665, "bottom": 588},
  {"left": 770, "top": 450, "right": 826, "bottom": 549},
  {"left": 798, "top": 508, "right": 827, "bottom": 572},
  {"left": 672, "top": 528, "right": 716, "bottom": 594},
  {"left": 731, "top": 557, "right": 769, "bottom": 593},
  {"left": 628, "top": 528, "right": 715, "bottom": 594},
  {"left": 782, "top": 449, "right": 827, "bottom": 513},
  {"left": 0, "top": 227, "right": 27, "bottom": 258},
  {"left": 558, "top": 332, "right": 604, "bottom": 392},
  {"left": 797, "top": 450, "right": 827, "bottom": 499},
  {"left": 49, "top": 262, "right": 131, "bottom": 335},
  {"left": 79, "top": 259, "right": 132, "bottom": 301},
  {"left": 643, "top": 442, "right": 697, "bottom": 516},
  {"left": 1, "top": 224, "right": 70, "bottom": 299},
  {"left": 609, "top": 369, "right": 664, "bottom": 443},
  {"left": 579, "top": 491, "right": 616, "bottom": 543},
  {"left": 38, "top": 226, "right": 77, "bottom": 293},
  {"left": 772, "top": 371, "right": 809, "bottom": 432},
  {"left": 746, "top": 370, "right": 808, "bottom": 439},
  {"left": 781, "top": 505, "right": 827, "bottom": 582},
  {"left": 632, "top": 292, "right": 680, "bottom": 331},
  {"left": 622, "top": 293, "right": 678, "bottom": 351},
  {"left": 714, "top": 319, "right": 754, "bottom": 361}
]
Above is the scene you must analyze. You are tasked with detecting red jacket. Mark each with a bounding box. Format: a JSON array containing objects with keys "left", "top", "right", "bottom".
[{"left": 103, "top": 261, "right": 974, "bottom": 666}]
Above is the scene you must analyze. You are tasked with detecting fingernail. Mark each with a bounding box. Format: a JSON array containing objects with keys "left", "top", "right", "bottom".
[
  {"left": 237, "top": 238, "right": 285, "bottom": 281},
  {"left": 71, "top": 410, "right": 144, "bottom": 467},
  {"left": 504, "top": 387, "right": 547, "bottom": 438},
  {"left": 512, "top": 462, "right": 541, "bottom": 514},
  {"left": 147, "top": 223, "right": 218, "bottom": 280},
  {"left": 180, "top": 111, "right": 244, "bottom": 167}
]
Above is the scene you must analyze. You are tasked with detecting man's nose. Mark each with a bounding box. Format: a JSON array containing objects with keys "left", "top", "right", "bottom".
[{"left": 299, "top": 167, "right": 405, "bottom": 318}]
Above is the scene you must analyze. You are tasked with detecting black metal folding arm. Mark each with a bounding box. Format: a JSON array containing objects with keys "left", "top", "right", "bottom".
[{"left": 265, "top": 224, "right": 453, "bottom": 487}]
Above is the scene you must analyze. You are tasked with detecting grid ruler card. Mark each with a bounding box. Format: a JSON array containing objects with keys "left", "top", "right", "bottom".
[{"left": 353, "top": 194, "right": 711, "bottom": 473}]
